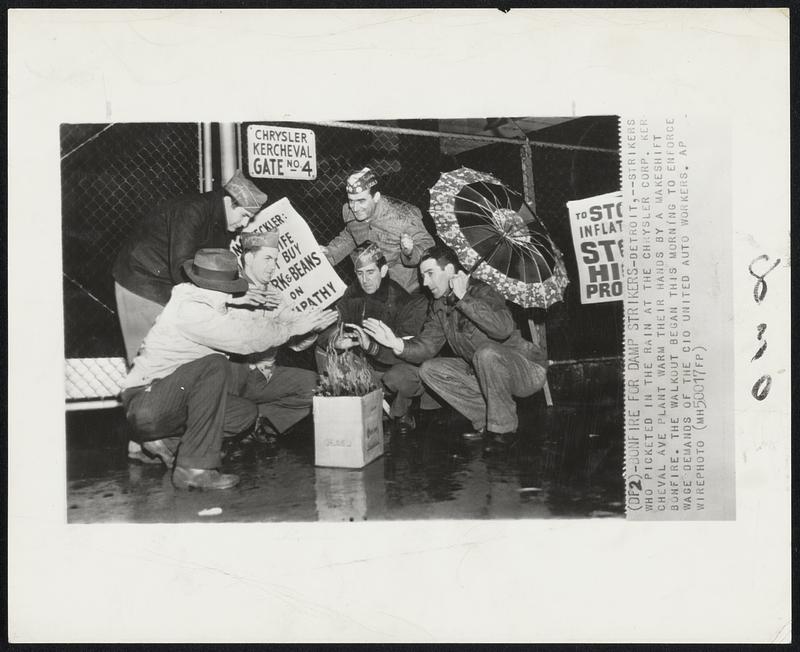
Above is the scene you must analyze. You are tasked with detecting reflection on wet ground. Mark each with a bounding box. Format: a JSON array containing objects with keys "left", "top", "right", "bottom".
[{"left": 67, "top": 393, "right": 624, "bottom": 523}]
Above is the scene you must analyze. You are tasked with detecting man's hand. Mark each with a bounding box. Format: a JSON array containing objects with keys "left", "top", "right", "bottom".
[
  {"left": 290, "top": 308, "right": 338, "bottom": 337},
  {"left": 344, "top": 323, "right": 372, "bottom": 350},
  {"left": 449, "top": 271, "right": 469, "bottom": 300},
  {"left": 400, "top": 233, "right": 414, "bottom": 256},
  {"left": 333, "top": 334, "right": 358, "bottom": 350},
  {"left": 261, "top": 287, "right": 284, "bottom": 310},
  {"left": 227, "top": 288, "right": 271, "bottom": 308},
  {"left": 362, "top": 318, "right": 403, "bottom": 354}
]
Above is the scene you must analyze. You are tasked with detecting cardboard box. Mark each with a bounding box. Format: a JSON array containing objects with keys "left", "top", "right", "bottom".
[{"left": 313, "top": 388, "right": 384, "bottom": 468}]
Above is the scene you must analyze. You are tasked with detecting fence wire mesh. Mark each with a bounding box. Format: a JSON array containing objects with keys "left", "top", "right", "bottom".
[
  {"left": 60, "top": 119, "right": 620, "bottom": 398},
  {"left": 61, "top": 123, "right": 201, "bottom": 358}
]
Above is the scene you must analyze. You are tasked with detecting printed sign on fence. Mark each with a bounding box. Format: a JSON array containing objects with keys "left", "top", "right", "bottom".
[
  {"left": 232, "top": 197, "right": 346, "bottom": 313},
  {"left": 247, "top": 125, "right": 317, "bottom": 180},
  {"left": 566, "top": 191, "right": 624, "bottom": 304}
]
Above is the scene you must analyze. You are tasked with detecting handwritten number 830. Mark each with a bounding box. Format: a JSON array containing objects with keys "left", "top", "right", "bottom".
[{"left": 748, "top": 255, "right": 780, "bottom": 401}]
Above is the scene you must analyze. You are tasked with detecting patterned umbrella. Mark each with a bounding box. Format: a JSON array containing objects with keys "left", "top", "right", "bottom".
[{"left": 429, "top": 167, "right": 569, "bottom": 308}]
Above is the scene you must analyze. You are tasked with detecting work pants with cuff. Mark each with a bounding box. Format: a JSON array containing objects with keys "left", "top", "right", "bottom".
[
  {"left": 121, "top": 354, "right": 258, "bottom": 470},
  {"left": 418, "top": 342, "right": 547, "bottom": 434}
]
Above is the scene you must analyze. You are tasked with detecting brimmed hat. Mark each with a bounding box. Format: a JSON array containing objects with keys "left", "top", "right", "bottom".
[
  {"left": 182, "top": 248, "right": 249, "bottom": 294},
  {"left": 241, "top": 230, "right": 279, "bottom": 252},
  {"left": 224, "top": 170, "right": 269, "bottom": 213},
  {"left": 346, "top": 167, "right": 378, "bottom": 195}
]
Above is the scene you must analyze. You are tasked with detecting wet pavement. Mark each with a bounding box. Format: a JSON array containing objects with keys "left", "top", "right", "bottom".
[{"left": 67, "top": 385, "right": 624, "bottom": 523}]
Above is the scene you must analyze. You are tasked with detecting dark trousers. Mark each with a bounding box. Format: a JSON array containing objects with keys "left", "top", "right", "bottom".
[
  {"left": 231, "top": 364, "right": 318, "bottom": 434},
  {"left": 121, "top": 354, "right": 258, "bottom": 469},
  {"left": 382, "top": 362, "right": 439, "bottom": 417},
  {"left": 419, "top": 343, "right": 547, "bottom": 433}
]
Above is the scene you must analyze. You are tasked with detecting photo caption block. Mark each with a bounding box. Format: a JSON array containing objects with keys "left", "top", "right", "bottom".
[{"left": 623, "top": 116, "right": 735, "bottom": 520}]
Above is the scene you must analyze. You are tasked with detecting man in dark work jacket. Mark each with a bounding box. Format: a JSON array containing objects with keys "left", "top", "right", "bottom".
[
  {"left": 363, "top": 244, "right": 548, "bottom": 452},
  {"left": 112, "top": 169, "right": 268, "bottom": 461},
  {"left": 316, "top": 242, "right": 435, "bottom": 433}
]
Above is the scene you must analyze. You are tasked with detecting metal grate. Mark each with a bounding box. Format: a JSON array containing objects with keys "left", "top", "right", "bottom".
[{"left": 65, "top": 357, "right": 127, "bottom": 400}]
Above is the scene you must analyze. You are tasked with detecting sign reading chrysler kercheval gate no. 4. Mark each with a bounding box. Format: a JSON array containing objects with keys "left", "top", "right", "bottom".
[{"left": 247, "top": 125, "right": 317, "bottom": 180}]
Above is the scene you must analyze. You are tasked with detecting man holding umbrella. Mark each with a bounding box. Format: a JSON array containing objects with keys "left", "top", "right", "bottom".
[{"left": 362, "top": 244, "right": 549, "bottom": 451}]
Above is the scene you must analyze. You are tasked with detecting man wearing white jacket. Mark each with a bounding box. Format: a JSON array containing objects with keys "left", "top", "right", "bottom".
[{"left": 121, "top": 247, "right": 336, "bottom": 490}]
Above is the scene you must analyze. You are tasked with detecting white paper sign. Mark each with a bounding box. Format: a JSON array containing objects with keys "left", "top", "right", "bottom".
[
  {"left": 247, "top": 124, "right": 317, "bottom": 179},
  {"left": 232, "top": 197, "right": 346, "bottom": 312},
  {"left": 566, "top": 191, "right": 624, "bottom": 304}
]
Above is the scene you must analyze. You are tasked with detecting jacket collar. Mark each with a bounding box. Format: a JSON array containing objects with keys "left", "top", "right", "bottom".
[{"left": 350, "top": 275, "right": 391, "bottom": 302}]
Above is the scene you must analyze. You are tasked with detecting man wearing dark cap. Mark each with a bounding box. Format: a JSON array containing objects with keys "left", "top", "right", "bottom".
[
  {"left": 317, "top": 241, "right": 436, "bottom": 434},
  {"left": 120, "top": 248, "right": 336, "bottom": 490},
  {"left": 113, "top": 170, "right": 268, "bottom": 462},
  {"left": 321, "top": 167, "right": 435, "bottom": 294}
]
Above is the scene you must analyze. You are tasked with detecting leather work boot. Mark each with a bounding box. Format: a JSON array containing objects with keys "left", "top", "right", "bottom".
[
  {"left": 172, "top": 466, "right": 240, "bottom": 490},
  {"left": 482, "top": 430, "right": 518, "bottom": 453},
  {"left": 142, "top": 439, "right": 177, "bottom": 468}
]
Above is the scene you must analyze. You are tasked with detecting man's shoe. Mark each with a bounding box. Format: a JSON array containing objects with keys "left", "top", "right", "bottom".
[
  {"left": 244, "top": 416, "right": 279, "bottom": 445},
  {"left": 483, "top": 430, "right": 518, "bottom": 453},
  {"left": 142, "top": 439, "right": 177, "bottom": 468},
  {"left": 393, "top": 414, "right": 416, "bottom": 435},
  {"left": 172, "top": 466, "right": 240, "bottom": 490},
  {"left": 462, "top": 428, "right": 485, "bottom": 441}
]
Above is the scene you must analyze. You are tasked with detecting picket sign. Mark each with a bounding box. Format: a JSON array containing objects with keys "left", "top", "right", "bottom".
[
  {"left": 566, "top": 191, "right": 624, "bottom": 304},
  {"left": 231, "top": 197, "right": 347, "bottom": 313}
]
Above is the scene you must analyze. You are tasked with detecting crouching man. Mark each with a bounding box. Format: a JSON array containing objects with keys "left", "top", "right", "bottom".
[
  {"left": 363, "top": 245, "right": 548, "bottom": 451},
  {"left": 316, "top": 242, "right": 435, "bottom": 434},
  {"left": 121, "top": 248, "right": 336, "bottom": 489},
  {"left": 232, "top": 231, "right": 330, "bottom": 438}
]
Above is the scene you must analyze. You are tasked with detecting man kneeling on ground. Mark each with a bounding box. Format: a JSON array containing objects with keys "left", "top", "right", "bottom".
[
  {"left": 229, "top": 230, "right": 332, "bottom": 441},
  {"left": 120, "top": 248, "right": 336, "bottom": 490},
  {"left": 316, "top": 242, "right": 436, "bottom": 434},
  {"left": 362, "top": 245, "right": 548, "bottom": 451}
]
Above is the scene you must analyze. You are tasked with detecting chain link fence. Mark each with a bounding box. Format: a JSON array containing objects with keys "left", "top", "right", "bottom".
[
  {"left": 60, "top": 118, "right": 619, "bottom": 400},
  {"left": 61, "top": 122, "right": 201, "bottom": 360}
]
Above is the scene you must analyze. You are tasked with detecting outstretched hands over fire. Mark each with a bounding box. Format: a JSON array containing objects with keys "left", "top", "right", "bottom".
[
  {"left": 289, "top": 308, "right": 338, "bottom": 338},
  {"left": 362, "top": 318, "right": 404, "bottom": 355}
]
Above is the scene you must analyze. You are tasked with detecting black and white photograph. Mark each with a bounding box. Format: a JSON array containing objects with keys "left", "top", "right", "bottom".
[
  {"left": 9, "top": 8, "right": 790, "bottom": 644},
  {"left": 63, "top": 116, "right": 624, "bottom": 522}
]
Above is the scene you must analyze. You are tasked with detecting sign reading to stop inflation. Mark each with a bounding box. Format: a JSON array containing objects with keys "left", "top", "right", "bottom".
[{"left": 247, "top": 125, "right": 317, "bottom": 180}]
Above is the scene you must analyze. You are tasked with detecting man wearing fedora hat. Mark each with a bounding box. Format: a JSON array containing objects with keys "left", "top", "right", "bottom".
[
  {"left": 321, "top": 167, "right": 435, "bottom": 294},
  {"left": 113, "top": 170, "right": 269, "bottom": 462},
  {"left": 120, "top": 248, "right": 336, "bottom": 490}
]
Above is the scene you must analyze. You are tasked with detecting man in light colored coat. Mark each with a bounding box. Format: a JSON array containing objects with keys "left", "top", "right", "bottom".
[{"left": 121, "top": 248, "right": 336, "bottom": 489}]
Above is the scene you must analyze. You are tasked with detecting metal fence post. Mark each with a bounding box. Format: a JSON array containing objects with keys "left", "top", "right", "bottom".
[{"left": 220, "top": 122, "right": 237, "bottom": 183}]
